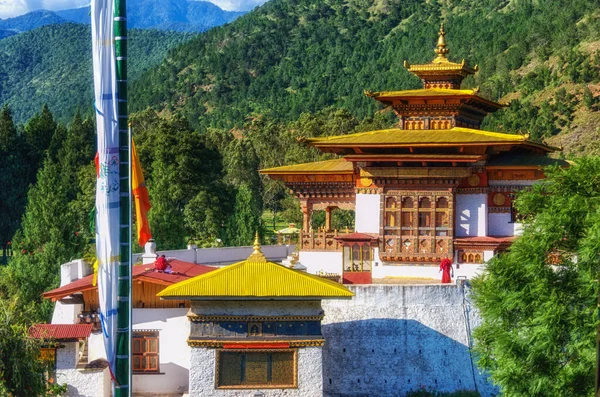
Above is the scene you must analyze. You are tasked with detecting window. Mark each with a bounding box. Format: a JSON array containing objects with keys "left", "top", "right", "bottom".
[
  {"left": 382, "top": 192, "right": 453, "bottom": 262},
  {"left": 217, "top": 350, "right": 296, "bottom": 388},
  {"left": 133, "top": 331, "right": 159, "bottom": 373}
]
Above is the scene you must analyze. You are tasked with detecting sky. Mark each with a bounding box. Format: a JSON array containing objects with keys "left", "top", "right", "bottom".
[{"left": 0, "top": 0, "right": 267, "bottom": 19}]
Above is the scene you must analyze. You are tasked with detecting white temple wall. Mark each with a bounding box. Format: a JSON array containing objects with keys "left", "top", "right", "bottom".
[
  {"left": 131, "top": 308, "right": 190, "bottom": 394},
  {"left": 373, "top": 263, "right": 486, "bottom": 281},
  {"left": 355, "top": 193, "right": 381, "bottom": 234},
  {"left": 321, "top": 284, "right": 497, "bottom": 397},
  {"left": 488, "top": 213, "right": 520, "bottom": 237},
  {"left": 56, "top": 342, "right": 110, "bottom": 397},
  {"left": 189, "top": 347, "right": 323, "bottom": 397},
  {"left": 299, "top": 251, "right": 343, "bottom": 275},
  {"left": 456, "top": 194, "right": 487, "bottom": 237}
]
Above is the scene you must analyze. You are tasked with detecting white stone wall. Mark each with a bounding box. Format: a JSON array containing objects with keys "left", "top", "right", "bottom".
[
  {"left": 189, "top": 347, "right": 322, "bottom": 397},
  {"left": 154, "top": 245, "right": 295, "bottom": 266},
  {"left": 56, "top": 342, "right": 110, "bottom": 397},
  {"left": 299, "top": 251, "right": 343, "bottom": 275},
  {"left": 488, "top": 213, "right": 515, "bottom": 237},
  {"left": 321, "top": 284, "right": 497, "bottom": 397},
  {"left": 132, "top": 309, "right": 190, "bottom": 394},
  {"left": 456, "top": 194, "right": 487, "bottom": 237},
  {"left": 373, "top": 263, "right": 486, "bottom": 281},
  {"left": 355, "top": 194, "right": 381, "bottom": 234},
  {"left": 51, "top": 301, "right": 83, "bottom": 325}
]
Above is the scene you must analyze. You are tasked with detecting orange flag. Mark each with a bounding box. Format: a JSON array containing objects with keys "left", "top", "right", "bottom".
[{"left": 132, "top": 138, "right": 152, "bottom": 247}]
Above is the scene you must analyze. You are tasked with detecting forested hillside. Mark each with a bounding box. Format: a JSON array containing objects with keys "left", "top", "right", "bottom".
[
  {"left": 3, "top": 0, "right": 600, "bottom": 339},
  {"left": 0, "top": 24, "right": 194, "bottom": 123},
  {"left": 131, "top": 0, "right": 600, "bottom": 155}
]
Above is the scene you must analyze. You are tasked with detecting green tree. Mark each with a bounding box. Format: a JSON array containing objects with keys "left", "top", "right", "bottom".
[
  {"left": 583, "top": 86, "right": 595, "bottom": 110},
  {"left": 472, "top": 158, "right": 600, "bottom": 397},
  {"left": 0, "top": 298, "right": 47, "bottom": 397},
  {"left": 226, "top": 184, "right": 261, "bottom": 246},
  {"left": 0, "top": 106, "right": 27, "bottom": 262}
]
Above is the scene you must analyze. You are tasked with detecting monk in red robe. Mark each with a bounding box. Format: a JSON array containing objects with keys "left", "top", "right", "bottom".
[
  {"left": 439, "top": 258, "right": 453, "bottom": 283},
  {"left": 155, "top": 255, "right": 169, "bottom": 272}
]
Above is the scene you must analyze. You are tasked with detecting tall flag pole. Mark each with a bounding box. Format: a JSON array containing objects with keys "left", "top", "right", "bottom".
[
  {"left": 91, "top": 0, "right": 131, "bottom": 395},
  {"left": 115, "top": 0, "right": 131, "bottom": 395}
]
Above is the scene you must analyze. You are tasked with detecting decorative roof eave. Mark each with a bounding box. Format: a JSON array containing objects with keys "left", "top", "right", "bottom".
[
  {"left": 259, "top": 158, "right": 353, "bottom": 175},
  {"left": 343, "top": 154, "right": 485, "bottom": 163},
  {"left": 364, "top": 89, "right": 504, "bottom": 112},
  {"left": 312, "top": 141, "right": 553, "bottom": 151}
]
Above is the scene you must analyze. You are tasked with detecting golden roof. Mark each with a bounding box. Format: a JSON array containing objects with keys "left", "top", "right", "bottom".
[
  {"left": 404, "top": 24, "right": 478, "bottom": 77},
  {"left": 365, "top": 88, "right": 475, "bottom": 98},
  {"left": 303, "top": 127, "right": 556, "bottom": 151},
  {"left": 260, "top": 158, "right": 353, "bottom": 174},
  {"left": 158, "top": 234, "right": 353, "bottom": 300}
]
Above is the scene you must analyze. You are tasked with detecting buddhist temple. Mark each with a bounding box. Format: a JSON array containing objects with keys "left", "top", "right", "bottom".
[
  {"left": 261, "top": 24, "right": 568, "bottom": 283},
  {"left": 158, "top": 234, "right": 352, "bottom": 395}
]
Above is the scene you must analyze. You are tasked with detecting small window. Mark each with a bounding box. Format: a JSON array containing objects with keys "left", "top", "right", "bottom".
[
  {"left": 133, "top": 331, "right": 159, "bottom": 373},
  {"left": 217, "top": 350, "right": 296, "bottom": 388}
]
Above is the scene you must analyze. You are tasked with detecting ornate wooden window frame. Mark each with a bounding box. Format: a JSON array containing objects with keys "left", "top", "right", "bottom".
[
  {"left": 215, "top": 349, "right": 298, "bottom": 389},
  {"left": 380, "top": 190, "right": 454, "bottom": 263},
  {"left": 132, "top": 331, "right": 160, "bottom": 373}
]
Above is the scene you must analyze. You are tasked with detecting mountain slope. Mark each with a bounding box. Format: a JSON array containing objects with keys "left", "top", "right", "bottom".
[
  {"left": 130, "top": 0, "right": 600, "bottom": 155},
  {"left": 0, "top": 10, "right": 65, "bottom": 33},
  {"left": 0, "top": 0, "right": 245, "bottom": 35},
  {"left": 0, "top": 24, "right": 194, "bottom": 122}
]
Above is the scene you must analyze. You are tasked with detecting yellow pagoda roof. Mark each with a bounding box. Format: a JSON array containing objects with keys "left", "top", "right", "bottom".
[
  {"left": 260, "top": 158, "right": 353, "bottom": 174},
  {"left": 157, "top": 234, "right": 353, "bottom": 300},
  {"left": 303, "top": 127, "right": 556, "bottom": 152},
  {"left": 366, "top": 88, "right": 476, "bottom": 99}
]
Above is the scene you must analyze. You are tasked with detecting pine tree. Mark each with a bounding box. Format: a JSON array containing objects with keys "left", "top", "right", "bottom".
[
  {"left": 0, "top": 107, "right": 28, "bottom": 263},
  {"left": 583, "top": 85, "right": 595, "bottom": 110}
]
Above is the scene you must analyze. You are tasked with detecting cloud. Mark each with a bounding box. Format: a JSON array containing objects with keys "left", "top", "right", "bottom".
[
  {"left": 0, "top": 0, "right": 90, "bottom": 19},
  {"left": 206, "top": 0, "right": 267, "bottom": 12}
]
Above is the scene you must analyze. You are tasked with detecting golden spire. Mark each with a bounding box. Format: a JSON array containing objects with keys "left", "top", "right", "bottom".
[
  {"left": 247, "top": 231, "right": 267, "bottom": 262},
  {"left": 433, "top": 23, "right": 449, "bottom": 62}
]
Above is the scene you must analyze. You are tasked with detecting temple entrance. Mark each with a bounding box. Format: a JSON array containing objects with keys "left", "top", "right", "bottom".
[{"left": 336, "top": 233, "right": 378, "bottom": 284}]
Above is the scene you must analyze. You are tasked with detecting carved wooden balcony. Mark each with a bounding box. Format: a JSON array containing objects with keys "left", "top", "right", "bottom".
[{"left": 300, "top": 230, "right": 343, "bottom": 251}]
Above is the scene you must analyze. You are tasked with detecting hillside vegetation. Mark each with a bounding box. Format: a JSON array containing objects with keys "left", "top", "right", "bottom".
[
  {"left": 0, "top": 24, "right": 194, "bottom": 123},
  {"left": 131, "top": 0, "right": 600, "bottom": 155}
]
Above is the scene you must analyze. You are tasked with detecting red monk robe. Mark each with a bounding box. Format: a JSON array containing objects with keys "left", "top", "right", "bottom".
[{"left": 439, "top": 258, "right": 453, "bottom": 283}]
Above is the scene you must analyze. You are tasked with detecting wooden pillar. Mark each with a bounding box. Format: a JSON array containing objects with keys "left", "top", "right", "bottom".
[
  {"left": 301, "top": 200, "right": 312, "bottom": 234},
  {"left": 325, "top": 206, "right": 332, "bottom": 232}
]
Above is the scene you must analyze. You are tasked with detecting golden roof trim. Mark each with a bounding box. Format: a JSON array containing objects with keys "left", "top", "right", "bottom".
[{"left": 260, "top": 158, "right": 353, "bottom": 175}]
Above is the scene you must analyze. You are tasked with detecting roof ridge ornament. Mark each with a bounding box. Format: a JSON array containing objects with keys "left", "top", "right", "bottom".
[
  {"left": 433, "top": 23, "right": 449, "bottom": 63},
  {"left": 247, "top": 231, "right": 267, "bottom": 263}
]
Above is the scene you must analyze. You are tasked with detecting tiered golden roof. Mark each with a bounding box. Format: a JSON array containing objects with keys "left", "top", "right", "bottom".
[
  {"left": 158, "top": 234, "right": 353, "bottom": 299},
  {"left": 302, "top": 127, "right": 554, "bottom": 151},
  {"left": 404, "top": 24, "right": 478, "bottom": 83}
]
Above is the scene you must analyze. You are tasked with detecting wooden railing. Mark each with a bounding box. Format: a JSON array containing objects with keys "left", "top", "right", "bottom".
[{"left": 300, "top": 230, "right": 344, "bottom": 251}]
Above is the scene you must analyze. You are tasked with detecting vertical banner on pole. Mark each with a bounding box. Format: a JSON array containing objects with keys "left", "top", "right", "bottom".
[
  {"left": 91, "top": 0, "right": 119, "bottom": 381},
  {"left": 92, "top": 0, "right": 131, "bottom": 395}
]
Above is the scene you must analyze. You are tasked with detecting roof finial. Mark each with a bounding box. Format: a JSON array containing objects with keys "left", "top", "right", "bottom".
[
  {"left": 434, "top": 23, "right": 449, "bottom": 62},
  {"left": 247, "top": 231, "right": 267, "bottom": 262}
]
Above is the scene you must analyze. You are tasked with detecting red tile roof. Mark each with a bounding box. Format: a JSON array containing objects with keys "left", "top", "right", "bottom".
[
  {"left": 29, "top": 324, "right": 93, "bottom": 340},
  {"left": 43, "top": 259, "right": 216, "bottom": 301}
]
